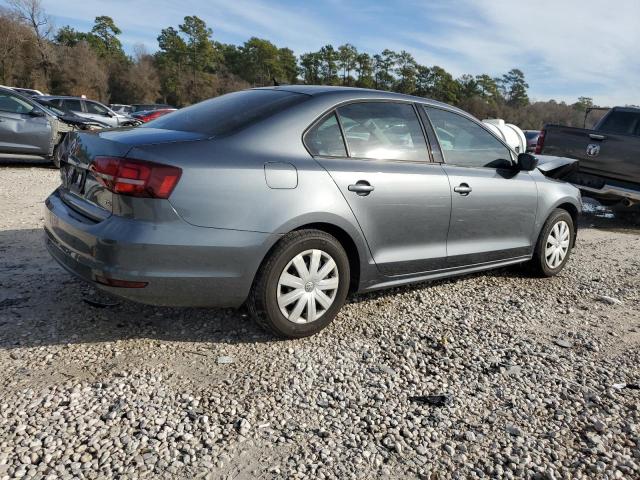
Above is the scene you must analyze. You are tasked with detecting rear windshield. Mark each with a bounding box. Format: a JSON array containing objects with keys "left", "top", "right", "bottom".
[
  {"left": 597, "top": 110, "right": 640, "bottom": 136},
  {"left": 524, "top": 131, "right": 539, "bottom": 140},
  {"left": 144, "top": 90, "right": 307, "bottom": 136}
]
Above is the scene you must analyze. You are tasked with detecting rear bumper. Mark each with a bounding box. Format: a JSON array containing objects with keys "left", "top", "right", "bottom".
[
  {"left": 575, "top": 183, "right": 640, "bottom": 203},
  {"left": 44, "top": 189, "right": 279, "bottom": 307}
]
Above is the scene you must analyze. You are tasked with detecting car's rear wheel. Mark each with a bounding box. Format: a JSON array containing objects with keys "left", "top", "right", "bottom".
[
  {"left": 529, "top": 208, "right": 575, "bottom": 276},
  {"left": 248, "top": 229, "right": 350, "bottom": 338}
]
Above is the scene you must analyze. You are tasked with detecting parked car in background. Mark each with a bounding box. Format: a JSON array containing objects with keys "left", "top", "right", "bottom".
[
  {"left": 45, "top": 86, "right": 581, "bottom": 338},
  {"left": 130, "top": 108, "right": 177, "bottom": 123},
  {"left": 524, "top": 130, "right": 541, "bottom": 152},
  {"left": 10, "top": 87, "right": 47, "bottom": 97},
  {"left": 33, "top": 98, "right": 110, "bottom": 131},
  {"left": 110, "top": 104, "right": 132, "bottom": 115},
  {"left": 538, "top": 106, "right": 640, "bottom": 206},
  {"left": 36, "top": 95, "right": 140, "bottom": 127},
  {"left": 0, "top": 87, "right": 90, "bottom": 166},
  {"left": 130, "top": 103, "right": 174, "bottom": 113}
]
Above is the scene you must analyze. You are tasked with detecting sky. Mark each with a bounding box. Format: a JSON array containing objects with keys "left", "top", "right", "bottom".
[{"left": 12, "top": 0, "right": 640, "bottom": 106}]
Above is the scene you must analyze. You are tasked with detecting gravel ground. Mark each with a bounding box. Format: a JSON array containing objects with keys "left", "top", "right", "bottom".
[{"left": 1, "top": 164, "right": 639, "bottom": 479}]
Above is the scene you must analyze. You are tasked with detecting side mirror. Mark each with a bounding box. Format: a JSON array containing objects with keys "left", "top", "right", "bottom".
[
  {"left": 517, "top": 152, "right": 539, "bottom": 171},
  {"left": 29, "top": 109, "right": 45, "bottom": 117}
]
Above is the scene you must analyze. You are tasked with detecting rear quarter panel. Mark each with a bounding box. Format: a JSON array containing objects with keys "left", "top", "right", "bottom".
[{"left": 127, "top": 116, "right": 377, "bottom": 288}]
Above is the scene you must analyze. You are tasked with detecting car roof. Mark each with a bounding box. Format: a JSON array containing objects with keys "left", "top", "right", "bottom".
[
  {"left": 610, "top": 106, "right": 640, "bottom": 113},
  {"left": 0, "top": 86, "right": 36, "bottom": 102},
  {"left": 255, "top": 85, "right": 463, "bottom": 112},
  {"left": 37, "top": 95, "right": 97, "bottom": 101}
]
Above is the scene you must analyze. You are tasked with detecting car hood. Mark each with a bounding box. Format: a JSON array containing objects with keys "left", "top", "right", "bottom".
[
  {"left": 59, "top": 113, "right": 109, "bottom": 128},
  {"left": 535, "top": 155, "right": 579, "bottom": 179}
]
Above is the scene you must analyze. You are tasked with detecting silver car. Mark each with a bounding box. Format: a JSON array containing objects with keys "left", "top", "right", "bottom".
[
  {"left": 45, "top": 86, "right": 581, "bottom": 338},
  {"left": 37, "top": 96, "right": 137, "bottom": 128}
]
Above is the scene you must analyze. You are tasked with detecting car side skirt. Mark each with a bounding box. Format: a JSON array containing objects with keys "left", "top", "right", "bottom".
[{"left": 360, "top": 255, "right": 531, "bottom": 293}]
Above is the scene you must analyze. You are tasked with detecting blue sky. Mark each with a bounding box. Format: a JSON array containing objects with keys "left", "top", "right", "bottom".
[{"left": 10, "top": 0, "right": 640, "bottom": 106}]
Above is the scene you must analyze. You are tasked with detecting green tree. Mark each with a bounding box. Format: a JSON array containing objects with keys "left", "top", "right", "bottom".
[
  {"left": 501, "top": 68, "right": 529, "bottom": 107},
  {"left": 277, "top": 47, "right": 298, "bottom": 84},
  {"left": 373, "top": 49, "right": 396, "bottom": 90},
  {"left": 319, "top": 44, "right": 338, "bottom": 85},
  {"left": 89, "top": 16, "right": 125, "bottom": 59},
  {"left": 300, "top": 51, "right": 322, "bottom": 84},
  {"left": 354, "top": 52, "right": 374, "bottom": 88},
  {"left": 421, "top": 65, "right": 459, "bottom": 103},
  {"left": 54, "top": 25, "right": 87, "bottom": 46},
  {"left": 337, "top": 43, "right": 357, "bottom": 85},
  {"left": 457, "top": 74, "right": 480, "bottom": 100},
  {"left": 180, "top": 16, "right": 219, "bottom": 71},
  {"left": 237, "top": 37, "right": 282, "bottom": 85},
  {"left": 393, "top": 50, "right": 417, "bottom": 94},
  {"left": 156, "top": 26, "right": 188, "bottom": 104},
  {"left": 475, "top": 74, "right": 501, "bottom": 103},
  {"left": 574, "top": 96, "right": 594, "bottom": 111}
]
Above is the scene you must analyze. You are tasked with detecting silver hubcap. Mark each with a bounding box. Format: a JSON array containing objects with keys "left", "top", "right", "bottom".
[
  {"left": 545, "top": 220, "right": 570, "bottom": 269},
  {"left": 277, "top": 249, "right": 339, "bottom": 324}
]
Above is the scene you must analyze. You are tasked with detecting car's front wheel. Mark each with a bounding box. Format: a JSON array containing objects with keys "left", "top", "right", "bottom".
[
  {"left": 248, "top": 229, "right": 350, "bottom": 338},
  {"left": 529, "top": 208, "right": 575, "bottom": 276}
]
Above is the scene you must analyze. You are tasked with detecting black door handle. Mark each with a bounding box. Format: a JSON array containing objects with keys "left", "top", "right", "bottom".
[
  {"left": 348, "top": 181, "right": 375, "bottom": 196},
  {"left": 454, "top": 183, "right": 472, "bottom": 195}
]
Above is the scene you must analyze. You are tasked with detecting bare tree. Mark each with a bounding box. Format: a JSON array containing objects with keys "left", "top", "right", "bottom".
[
  {"left": 0, "top": 9, "right": 26, "bottom": 84},
  {"left": 8, "top": 0, "right": 53, "bottom": 84}
]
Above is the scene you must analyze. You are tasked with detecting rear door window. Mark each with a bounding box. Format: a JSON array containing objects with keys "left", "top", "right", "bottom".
[
  {"left": 336, "top": 102, "right": 428, "bottom": 161},
  {"left": 62, "top": 99, "right": 83, "bottom": 112}
]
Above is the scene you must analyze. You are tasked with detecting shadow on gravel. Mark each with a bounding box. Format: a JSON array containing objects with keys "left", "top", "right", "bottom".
[
  {"left": 0, "top": 228, "right": 276, "bottom": 350},
  {"left": 1, "top": 198, "right": 639, "bottom": 351},
  {"left": 0, "top": 158, "right": 54, "bottom": 168},
  {"left": 580, "top": 197, "right": 640, "bottom": 232}
]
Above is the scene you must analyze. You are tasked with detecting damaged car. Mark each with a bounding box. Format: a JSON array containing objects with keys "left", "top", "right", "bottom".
[
  {"left": 45, "top": 86, "right": 582, "bottom": 338},
  {"left": 0, "top": 87, "right": 106, "bottom": 168}
]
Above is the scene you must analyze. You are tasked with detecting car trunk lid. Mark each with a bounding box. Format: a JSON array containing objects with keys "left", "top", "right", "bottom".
[{"left": 58, "top": 128, "right": 207, "bottom": 221}]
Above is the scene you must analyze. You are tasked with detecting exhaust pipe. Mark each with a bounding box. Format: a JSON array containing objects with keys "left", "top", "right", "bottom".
[{"left": 622, "top": 198, "right": 636, "bottom": 207}]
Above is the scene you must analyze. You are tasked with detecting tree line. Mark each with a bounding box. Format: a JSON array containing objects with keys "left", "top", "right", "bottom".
[{"left": 0, "top": 0, "right": 604, "bottom": 129}]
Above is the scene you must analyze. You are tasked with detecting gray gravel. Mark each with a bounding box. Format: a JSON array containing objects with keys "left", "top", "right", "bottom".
[{"left": 1, "top": 165, "right": 639, "bottom": 479}]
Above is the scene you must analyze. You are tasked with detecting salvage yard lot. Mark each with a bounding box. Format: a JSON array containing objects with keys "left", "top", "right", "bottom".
[{"left": 1, "top": 165, "right": 639, "bottom": 479}]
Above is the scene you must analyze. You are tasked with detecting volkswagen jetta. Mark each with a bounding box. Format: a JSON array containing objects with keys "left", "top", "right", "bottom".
[{"left": 44, "top": 86, "right": 581, "bottom": 338}]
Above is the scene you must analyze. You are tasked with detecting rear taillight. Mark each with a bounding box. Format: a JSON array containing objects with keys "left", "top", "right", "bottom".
[
  {"left": 534, "top": 129, "right": 545, "bottom": 154},
  {"left": 91, "top": 156, "right": 181, "bottom": 199}
]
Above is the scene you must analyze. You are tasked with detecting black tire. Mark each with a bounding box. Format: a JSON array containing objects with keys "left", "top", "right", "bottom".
[
  {"left": 528, "top": 208, "right": 575, "bottom": 277},
  {"left": 247, "top": 229, "right": 350, "bottom": 339}
]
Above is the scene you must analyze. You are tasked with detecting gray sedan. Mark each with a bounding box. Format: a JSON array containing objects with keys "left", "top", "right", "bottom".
[{"left": 44, "top": 86, "right": 581, "bottom": 338}]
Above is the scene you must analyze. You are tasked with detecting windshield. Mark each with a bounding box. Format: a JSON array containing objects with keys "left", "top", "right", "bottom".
[
  {"left": 143, "top": 90, "right": 308, "bottom": 136},
  {"left": 34, "top": 100, "right": 65, "bottom": 116}
]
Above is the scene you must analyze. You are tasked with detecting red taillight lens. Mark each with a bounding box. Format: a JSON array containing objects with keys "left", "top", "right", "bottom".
[
  {"left": 91, "top": 157, "right": 181, "bottom": 199},
  {"left": 534, "top": 129, "right": 545, "bottom": 154}
]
